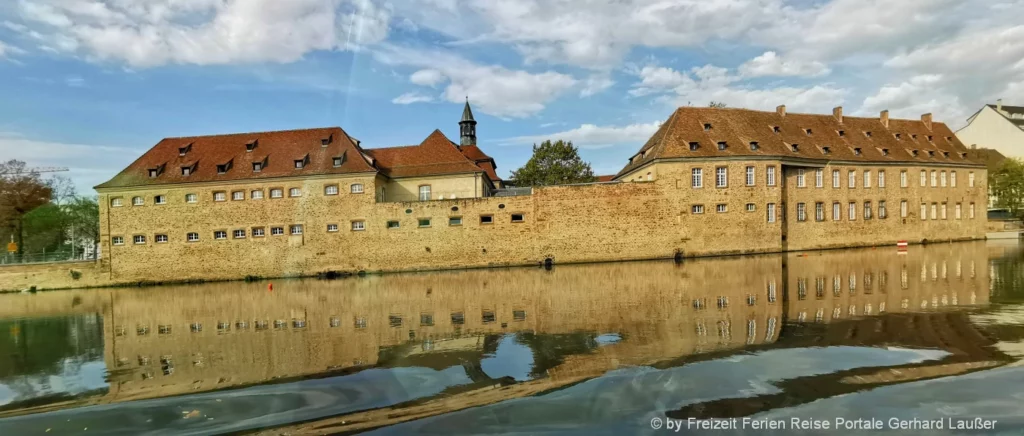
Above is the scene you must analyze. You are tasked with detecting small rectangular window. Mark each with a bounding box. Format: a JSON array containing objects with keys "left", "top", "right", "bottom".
[
  {"left": 418, "top": 218, "right": 431, "bottom": 228},
  {"left": 749, "top": 141, "right": 759, "bottom": 151},
  {"left": 746, "top": 203, "right": 755, "bottom": 212},
  {"left": 833, "top": 202, "right": 840, "bottom": 221},
  {"left": 112, "top": 236, "right": 124, "bottom": 245},
  {"left": 419, "top": 185, "right": 432, "bottom": 201},
  {"left": 351, "top": 221, "right": 365, "bottom": 231},
  {"left": 327, "top": 224, "right": 339, "bottom": 232},
  {"left": 271, "top": 227, "right": 285, "bottom": 236},
  {"left": 692, "top": 205, "right": 705, "bottom": 214},
  {"left": 767, "top": 203, "right": 776, "bottom": 223},
  {"left": 449, "top": 216, "right": 463, "bottom": 226},
  {"left": 155, "top": 234, "right": 168, "bottom": 243},
  {"left": 290, "top": 225, "right": 304, "bottom": 235},
  {"left": 420, "top": 313, "right": 434, "bottom": 326},
  {"left": 688, "top": 142, "right": 700, "bottom": 151},
  {"left": 745, "top": 166, "right": 755, "bottom": 186},
  {"left": 252, "top": 227, "right": 265, "bottom": 237},
  {"left": 252, "top": 162, "right": 262, "bottom": 172},
  {"left": 294, "top": 160, "right": 305, "bottom": 169},
  {"left": 716, "top": 204, "right": 727, "bottom": 213},
  {"left": 213, "top": 192, "right": 226, "bottom": 202},
  {"left": 111, "top": 198, "right": 123, "bottom": 207},
  {"left": 289, "top": 188, "right": 302, "bottom": 198},
  {"left": 233, "top": 229, "right": 246, "bottom": 239},
  {"left": 480, "top": 215, "right": 493, "bottom": 224},
  {"left": 389, "top": 315, "right": 403, "bottom": 328},
  {"left": 482, "top": 310, "right": 496, "bottom": 324},
  {"left": 232, "top": 191, "right": 244, "bottom": 201},
  {"left": 251, "top": 190, "right": 264, "bottom": 200},
  {"left": 155, "top": 195, "right": 167, "bottom": 205},
  {"left": 387, "top": 220, "right": 400, "bottom": 229},
  {"left": 333, "top": 157, "right": 343, "bottom": 167},
  {"left": 185, "top": 194, "right": 198, "bottom": 203},
  {"left": 270, "top": 188, "right": 283, "bottom": 198},
  {"left": 351, "top": 183, "right": 364, "bottom": 194},
  {"left": 451, "top": 312, "right": 465, "bottom": 325},
  {"left": 187, "top": 232, "right": 200, "bottom": 242},
  {"left": 215, "top": 231, "right": 228, "bottom": 240},
  {"left": 325, "top": 185, "right": 339, "bottom": 196}
]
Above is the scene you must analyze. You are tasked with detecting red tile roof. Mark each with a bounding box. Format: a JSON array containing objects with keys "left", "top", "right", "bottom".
[
  {"left": 596, "top": 175, "right": 616, "bottom": 182},
  {"left": 364, "top": 130, "right": 486, "bottom": 179},
  {"left": 458, "top": 144, "right": 502, "bottom": 181},
  {"left": 616, "top": 106, "right": 984, "bottom": 179},
  {"left": 96, "top": 127, "right": 375, "bottom": 189}
]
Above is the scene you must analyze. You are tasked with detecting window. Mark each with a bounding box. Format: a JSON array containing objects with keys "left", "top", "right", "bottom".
[
  {"left": 132, "top": 196, "right": 144, "bottom": 206},
  {"left": 832, "top": 170, "right": 840, "bottom": 188},
  {"left": 815, "top": 169, "right": 823, "bottom": 188},
  {"left": 271, "top": 227, "right": 285, "bottom": 236},
  {"left": 703, "top": 123, "right": 712, "bottom": 131},
  {"left": 185, "top": 194, "right": 198, "bottom": 203},
  {"left": 214, "top": 231, "right": 228, "bottom": 240},
  {"left": 480, "top": 215, "right": 493, "bottom": 224},
  {"left": 951, "top": 171, "right": 957, "bottom": 187},
  {"left": 879, "top": 201, "right": 887, "bottom": 219},
  {"left": 865, "top": 131, "right": 872, "bottom": 137},
  {"left": 155, "top": 234, "right": 168, "bottom": 243},
  {"left": 351, "top": 183, "right": 364, "bottom": 194},
  {"left": 767, "top": 203, "right": 777, "bottom": 223},
  {"left": 187, "top": 232, "right": 199, "bottom": 242},
  {"left": 815, "top": 202, "right": 824, "bottom": 221},
  {"left": 688, "top": 142, "right": 700, "bottom": 151},
  {"left": 253, "top": 162, "right": 263, "bottom": 172},
  {"left": 213, "top": 192, "right": 226, "bottom": 202},
  {"left": 920, "top": 203, "right": 927, "bottom": 221},
  {"left": 418, "top": 218, "right": 431, "bottom": 227},
  {"left": 333, "top": 157, "right": 343, "bottom": 167},
  {"left": 716, "top": 204, "right": 727, "bottom": 213},
  {"left": 294, "top": 159, "right": 305, "bottom": 169},
  {"left": 112, "top": 236, "right": 124, "bottom": 245},
  {"left": 746, "top": 166, "right": 755, "bottom": 186},
  {"left": 717, "top": 141, "right": 727, "bottom": 150},
  {"left": 772, "top": 126, "right": 780, "bottom": 133},
  {"left": 155, "top": 195, "right": 166, "bottom": 205},
  {"left": 691, "top": 168, "right": 703, "bottom": 188},
  {"left": 797, "top": 169, "right": 806, "bottom": 188},
  {"left": 511, "top": 214, "right": 525, "bottom": 223},
  {"left": 900, "top": 170, "right": 907, "bottom": 187},
  {"left": 822, "top": 146, "right": 831, "bottom": 155},
  {"left": 864, "top": 201, "right": 873, "bottom": 220},
  {"left": 900, "top": 201, "right": 908, "bottom": 218},
  {"left": 325, "top": 185, "right": 339, "bottom": 196},
  {"left": 327, "top": 224, "right": 339, "bottom": 232},
  {"left": 969, "top": 172, "right": 975, "bottom": 187},
  {"left": 853, "top": 147, "right": 862, "bottom": 156},
  {"left": 270, "top": 188, "right": 283, "bottom": 198},
  {"left": 838, "top": 130, "right": 845, "bottom": 137},
  {"left": 941, "top": 202, "right": 947, "bottom": 220},
  {"left": 233, "top": 229, "right": 246, "bottom": 239},
  {"left": 790, "top": 143, "right": 799, "bottom": 152},
  {"left": 931, "top": 203, "right": 937, "bottom": 220},
  {"left": 716, "top": 167, "right": 727, "bottom": 188},
  {"left": 252, "top": 227, "right": 265, "bottom": 237},
  {"left": 955, "top": 203, "right": 962, "bottom": 219},
  {"left": 848, "top": 202, "right": 856, "bottom": 220},
  {"left": 181, "top": 167, "right": 191, "bottom": 176},
  {"left": 692, "top": 205, "right": 705, "bottom": 214},
  {"left": 940, "top": 171, "right": 947, "bottom": 187},
  {"left": 833, "top": 202, "right": 841, "bottom": 221},
  {"left": 863, "top": 170, "right": 871, "bottom": 188},
  {"left": 449, "top": 216, "right": 463, "bottom": 226},
  {"left": 970, "top": 203, "right": 976, "bottom": 219},
  {"left": 848, "top": 170, "right": 856, "bottom": 188},
  {"left": 133, "top": 235, "right": 146, "bottom": 245},
  {"left": 767, "top": 166, "right": 776, "bottom": 186},
  {"left": 290, "top": 225, "right": 304, "bottom": 235},
  {"left": 289, "top": 188, "right": 302, "bottom": 198},
  {"left": 749, "top": 141, "right": 759, "bottom": 151},
  {"left": 387, "top": 220, "right": 401, "bottom": 229},
  {"left": 419, "top": 185, "right": 431, "bottom": 201},
  {"left": 920, "top": 170, "right": 927, "bottom": 187},
  {"left": 930, "top": 170, "right": 937, "bottom": 187},
  {"left": 746, "top": 203, "right": 756, "bottom": 212},
  {"left": 796, "top": 203, "right": 807, "bottom": 222},
  {"left": 232, "top": 191, "right": 244, "bottom": 201},
  {"left": 111, "top": 197, "right": 123, "bottom": 207},
  {"left": 805, "top": 128, "right": 813, "bottom": 136},
  {"left": 878, "top": 171, "right": 885, "bottom": 188},
  {"left": 251, "top": 190, "right": 264, "bottom": 200}
]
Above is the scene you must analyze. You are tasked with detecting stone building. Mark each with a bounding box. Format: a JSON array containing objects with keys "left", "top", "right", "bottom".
[{"left": 93, "top": 105, "right": 988, "bottom": 283}]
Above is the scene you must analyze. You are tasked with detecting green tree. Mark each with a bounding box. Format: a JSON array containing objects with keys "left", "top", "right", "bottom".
[
  {"left": 0, "top": 160, "right": 53, "bottom": 256},
  {"left": 510, "top": 140, "right": 596, "bottom": 187},
  {"left": 991, "top": 158, "right": 1024, "bottom": 216}
]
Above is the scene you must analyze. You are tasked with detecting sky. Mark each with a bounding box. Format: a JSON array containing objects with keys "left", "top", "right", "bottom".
[{"left": 1, "top": 0, "right": 1023, "bottom": 195}]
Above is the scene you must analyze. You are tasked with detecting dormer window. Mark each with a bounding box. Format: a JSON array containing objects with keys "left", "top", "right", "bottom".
[
  {"left": 790, "top": 143, "right": 799, "bottom": 152},
  {"left": 864, "top": 131, "right": 872, "bottom": 138},
  {"left": 943, "top": 151, "right": 950, "bottom": 158},
  {"left": 717, "top": 141, "right": 727, "bottom": 151},
  {"left": 178, "top": 143, "right": 192, "bottom": 156},
  {"left": 253, "top": 162, "right": 263, "bottom": 173},
  {"left": 945, "top": 136, "right": 952, "bottom": 143},
  {"left": 959, "top": 152, "right": 967, "bottom": 159},
  {"left": 772, "top": 126, "right": 780, "bottom": 133},
  {"left": 689, "top": 142, "right": 700, "bottom": 151},
  {"left": 838, "top": 130, "right": 845, "bottom": 137},
  {"left": 927, "top": 135, "right": 933, "bottom": 142},
  {"left": 332, "top": 156, "right": 343, "bottom": 167},
  {"left": 246, "top": 139, "right": 258, "bottom": 152},
  {"left": 703, "top": 123, "right": 712, "bottom": 131},
  {"left": 321, "top": 134, "right": 333, "bottom": 146},
  {"left": 882, "top": 148, "right": 890, "bottom": 156},
  {"left": 294, "top": 154, "right": 310, "bottom": 169},
  {"left": 853, "top": 147, "right": 862, "bottom": 156},
  {"left": 894, "top": 133, "right": 902, "bottom": 140},
  {"left": 927, "top": 151, "right": 935, "bottom": 157},
  {"left": 911, "top": 150, "right": 919, "bottom": 157},
  {"left": 821, "top": 146, "right": 831, "bottom": 155},
  {"left": 911, "top": 134, "right": 918, "bottom": 140},
  {"left": 181, "top": 166, "right": 193, "bottom": 176},
  {"left": 749, "top": 141, "right": 759, "bottom": 151},
  {"left": 804, "top": 128, "right": 813, "bottom": 136},
  {"left": 149, "top": 169, "right": 159, "bottom": 178}
]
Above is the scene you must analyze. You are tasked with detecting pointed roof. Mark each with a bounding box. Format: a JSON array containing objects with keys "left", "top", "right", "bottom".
[
  {"left": 365, "top": 130, "right": 485, "bottom": 178},
  {"left": 615, "top": 107, "right": 984, "bottom": 179},
  {"left": 95, "top": 127, "right": 376, "bottom": 189},
  {"left": 461, "top": 100, "right": 476, "bottom": 123}
]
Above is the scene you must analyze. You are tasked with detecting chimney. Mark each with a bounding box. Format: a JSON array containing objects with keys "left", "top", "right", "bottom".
[
  {"left": 776, "top": 105, "right": 786, "bottom": 117},
  {"left": 971, "top": 144, "right": 977, "bottom": 150},
  {"left": 921, "top": 113, "right": 933, "bottom": 131},
  {"left": 880, "top": 110, "right": 889, "bottom": 128},
  {"left": 833, "top": 106, "right": 843, "bottom": 123},
  {"left": 997, "top": 99, "right": 1003, "bottom": 112}
]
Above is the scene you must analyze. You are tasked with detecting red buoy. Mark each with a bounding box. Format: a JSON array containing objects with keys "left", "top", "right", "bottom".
[{"left": 268, "top": 283, "right": 273, "bottom": 292}]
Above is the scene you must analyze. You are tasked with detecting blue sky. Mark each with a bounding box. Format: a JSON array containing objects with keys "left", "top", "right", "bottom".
[{"left": 1, "top": 0, "right": 1022, "bottom": 194}]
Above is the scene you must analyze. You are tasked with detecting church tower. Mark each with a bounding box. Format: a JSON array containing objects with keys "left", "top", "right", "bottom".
[{"left": 459, "top": 99, "right": 477, "bottom": 147}]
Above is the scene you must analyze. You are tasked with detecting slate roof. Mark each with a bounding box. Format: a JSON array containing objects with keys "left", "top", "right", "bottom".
[
  {"left": 988, "top": 104, "right": 1024, "bottom": 128},
  {"left": 616, "top": 106, "right": 984, "bottom": 179},
  {"left": 364, "top": 130, "right": 487, "bottom": 179},
  {"left": 96, "top": 127, "right": 375, "bottom": 189}
]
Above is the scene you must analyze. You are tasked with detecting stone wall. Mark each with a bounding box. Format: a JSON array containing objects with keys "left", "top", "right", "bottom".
[
  {"left": 0, "top": 261, "right": 107, "bottom": 292},
  {"left": 90, "top": 160, "right": 987, "bottom": 285}
]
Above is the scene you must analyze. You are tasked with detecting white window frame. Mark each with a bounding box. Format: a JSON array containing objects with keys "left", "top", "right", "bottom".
[
  {"left": 970, "top": 203, "right": 975, "bottom": 218},
  {"left": 746, "top": 203, "right": 756, "bottom": 212},
  {"left": 271, "top": 227, "right": 285, "bottom": 236},
  {"left": 745, "top": 166, "right": 755, "bottom": 186},
  {"left": 290, "top": 225, "right": 304, "bottom": 235},
  {"left": 252, "top": 227, "right": 265, "bottom": 237},
  {"left": 920, "top": 170, "right": 927, "bottom": 187},
  {"left": 766, "top": 166, "right": 777, "bottom": 187},
  {"left": 233, "top": 229, "right": 246, "bottom": 239},
  {"left": 796, "top": 203, "right": 807, "bottom": 221},
  {"left": 833, "top": 202, "right": 841, "bottom": 221},
  {"left": 270, "top": 189, "right": 284, "bottom": 199},
  {"left": 351, "top": 221, "right": 366, "bottom": 231},
  {"left": 289, "top": 188, "right": 302, "bottom": 198},
  {"left": 213, "top": 192, "right": 227, "bottom": 202},
  {"left": 133, "top": 235, "right": 146, "bottom": 245},
  {"left": 112, "top": 236, "right": 124, "bottom": 245},
  {"left": 900, "top": 170, "right": 907, "bottom": 188},
  {"left": 832, "top": 170, "right": 840, "bottom": 188},
  {"left": 951, "top": 171, "right": 957, "bottom": 187},
  {"left": 767, "top": 203, "right": 777, "bottom": 223},
  {"left": 848, "top": 202, "right": 856, "bottom": 221},
  {"left": 901, "top": 200, "right": 908, "bottom": 218},
  {"left": 692, "top": 204, "right": 705, "bottom": 214},
  {"left": 716, "top": 167, "right": 728, "bottom": 188},
  {"left": 815, "top": 169, "right": 823, "bottom": 188},
  {"left": 327, "top": 224, "right": 340, "bottom": 232},
  {"left": 864, "top": 170, "right": 872, "bottom": 188},
  {"left": 931, "top": 170, "right": 937, "bottom": 187},
  {"left": 154, "top": 195, "right": 167, "bottom": 205},
  {"left": 941, "top": 202, "right": 947, "bottom": 220},
  {"left": 864, "top": 201, "right": 872, "bottom": 220},
  {"left": 969, "top": 172, "right": 975, "bottom": 187},
  {"left": 878, "top": 171, "right": 885, "bottom": 188},
  {"left": 155, "top": 234, "right": 168, "bottom": 243},
  {"left": 185, "top": 194, "right": 198, "bottom": 204},
  {"left": 111, "top": 198, "right": 123, "bottom": 207},
  {"left": 251, "top": 190, "right": 264, "bottom": 200},
  {"left": 815, "top": 202, "right": 824, "bottom": 221},
  {"left": 232, "top": 191, "right": 245, "bottom": 201},
  {"left": 187, "top": 232, "right": 200, "bottom": 242},
  {"left": 692, "top": 168, "right": 704, "bottom": 188},
  {"left": 848, "top": 170, "right": 856, "bottom": 188},
  {"left": 940, "top": 171, "right": 947, "bottom": 187},
  {"left": 931, "top": 203, "right": 938, "bottom": 220},
  {"left": 921, "top": 203, "right": 927, "bottom": 221},
  {"left": 419, "top": 185, "right": 432, "bottom": 201},
  {"left": 214, "top": 231, "right": 227, "bottom": 240},
  {"left": 716, "top": 204, "right": 727, "bottom": 213},
  {"left": 351, "top": 183, "right": 364, "bottom": 194},
  {"left": 132, "top": 196, "right": 144, "bottom": 206},
  {"left": 325, "top": 185, "right": 339, "bottom": 196},
  {"left": 797, "top": 169, "right": 806, "bottom": 188},
  {"left": 955, "top": 203, "right": 962, "bottom": 219}
]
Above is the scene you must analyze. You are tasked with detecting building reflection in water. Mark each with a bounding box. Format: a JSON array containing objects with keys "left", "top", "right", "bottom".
[{"left": 0, "top": 241, "right": 1007, "bottom": 429}]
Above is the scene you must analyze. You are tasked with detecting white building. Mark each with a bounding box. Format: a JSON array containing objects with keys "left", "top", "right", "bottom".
[{"left": 956, "top": 100, "right": 1024, "bottom": 158}]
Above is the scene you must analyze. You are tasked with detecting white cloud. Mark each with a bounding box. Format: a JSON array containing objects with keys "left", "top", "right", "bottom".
[
  {"left": 580, "top": 74, "right": 614, "bottom": 97},
  {"left": 738, "top": 51, "right": 830, "bottom": 78},
  {"left": 12, "top": 0, "right": 392, "bottom": 67},
  {"left": 503, "top": 121, "right": 662, "bottom": 149},
  {"left": 0, "top": 132, "right": 138, "bottom": 194},
  {"left": 0, "top": 40, "right": 27, "bottom": 58},
  {"left": 410, "top": 69, "right": 446, "bottom": 87},
  {"left": 374, "top": 44, "right": 577, "bottom": 118},
  {"left": 391, "top": 91, "right": 433, "bottom": 105},
  {"left": 857, "top": 75, "right": 964, "bottom": 124}
]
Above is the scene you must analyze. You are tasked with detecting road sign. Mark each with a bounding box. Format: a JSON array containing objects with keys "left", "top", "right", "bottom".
[{"left": 6, "top": 242, "right": 16, "bottom": 253}]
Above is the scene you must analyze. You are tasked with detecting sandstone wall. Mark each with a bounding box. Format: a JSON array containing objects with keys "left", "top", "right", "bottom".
[{"left": 0, "top": 261, "right": 107, "bottom": 292}]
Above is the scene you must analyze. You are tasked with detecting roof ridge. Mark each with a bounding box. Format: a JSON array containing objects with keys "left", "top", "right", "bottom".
[
  {"left": 675, "top": 106, "right": 951, "bottom": 125},
  {"left": 163, "top": 126, "right": 341, "bottom": 140}
]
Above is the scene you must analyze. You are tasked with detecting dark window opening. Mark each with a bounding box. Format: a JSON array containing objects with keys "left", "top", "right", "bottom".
[
  {"left": 511, "top": 214, "right": 525, "bottom": 223},
  {"left": 717, "top": 141, "right": 727, "bottom": 150},
  {"left": 482, "top": 311, "right": 496, "bottom": 324},
  {"left": 749, "top": 141, "right": 759, "bottom": 151},
  {"left": 513, "top": 310, "right": 526, "bottom": 321},
  {"left": 853, "top": 148, "right": 862, "bottom": 156},
  {"left": 772, "top": 126, "right": 780, "bottom": 133},
  {"left": 689, "top": 142, "right": 700, "bottom": 151},
  {"left": 420, "top": 313, "right": 434, "bottom": 326},
  {"left": 790, "top": 144, "right": 799, "bottom": 152},
  {"left": 389, "top": 315, "right": 403, "bottom": 327},
  {"left": 387, "top": 220, "right": 400, "bottom": 229},
  {"left": 837, "top": 130, "right": 845, "bottom": 137},
  {"left": 480, "top": 215, "right": 493, "bottom": 224},
  {"left": 703, "top": 123, "right": 712, "bottom": 131},
  {"left": 451, "top": 312, "right": 465, "bottom": 325}
]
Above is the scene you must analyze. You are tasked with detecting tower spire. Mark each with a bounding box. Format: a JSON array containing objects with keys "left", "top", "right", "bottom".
[{"left": 460, "top": 99, "right": 477, "bottom": 146}]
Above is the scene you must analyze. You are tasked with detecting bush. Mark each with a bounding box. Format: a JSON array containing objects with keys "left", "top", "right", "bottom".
[{"left": 69, "top": 270, "right": 82, "bottom": 280}]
